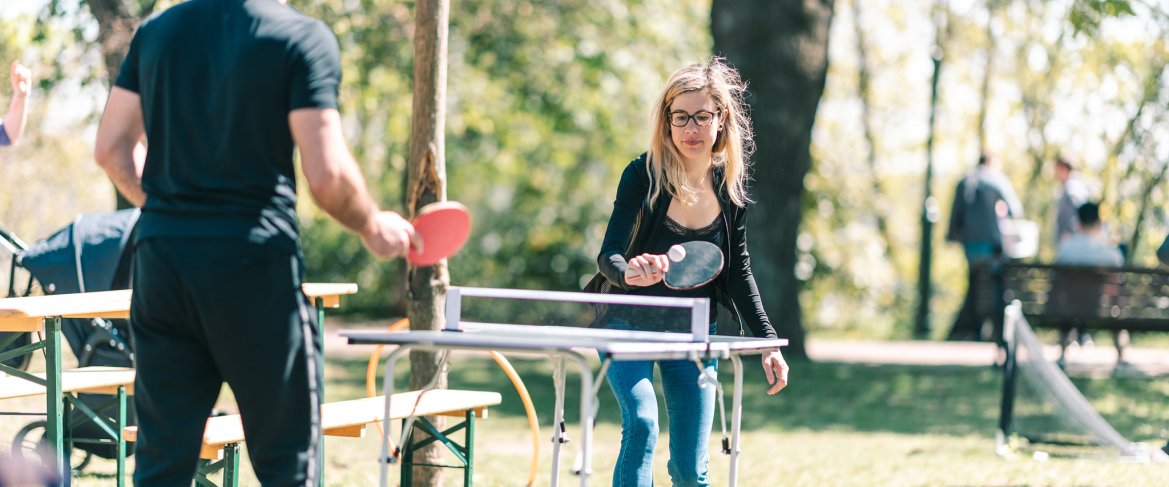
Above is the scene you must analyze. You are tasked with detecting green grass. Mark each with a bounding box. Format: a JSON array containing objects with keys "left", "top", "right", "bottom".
[{"left": 5, "top": 348, "right": 1168, "bottom": 486}]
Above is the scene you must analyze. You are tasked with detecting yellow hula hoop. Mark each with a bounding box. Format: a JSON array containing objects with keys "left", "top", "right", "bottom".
[{"left": 365, "top": 318, "right": 541, "bottom": 487}]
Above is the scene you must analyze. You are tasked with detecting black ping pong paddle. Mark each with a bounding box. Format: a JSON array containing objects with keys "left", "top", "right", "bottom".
[{"left": 663, "top": 241, "right": 724, "bottom": 290}]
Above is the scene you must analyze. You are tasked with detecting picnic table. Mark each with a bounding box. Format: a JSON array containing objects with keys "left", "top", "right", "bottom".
[{"left": 0, "top": 283, "right": 357, "bottom": 484}]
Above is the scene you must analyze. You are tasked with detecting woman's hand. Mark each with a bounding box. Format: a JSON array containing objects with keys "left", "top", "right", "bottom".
[
  {"left": 623, "top": 253, "right": 670, "bottom": 287},
  {"left": 762, "top": 350, "right": 788, "bottom": 395}
]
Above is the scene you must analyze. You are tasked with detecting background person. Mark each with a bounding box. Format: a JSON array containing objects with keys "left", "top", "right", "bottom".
[
  {"left": 945, "top": 152, "right": 1023, "bottom": 343},
  {"left": 595, "top": 58, "right": 788, "bottom": 486},
  {"left": 94, "top": 0, "right": 415, "bottom": 484},
  {"left": 1, "top": 61, "right": 31, "bottom": 146},
  {"left": 1054, "top": 156, "right": 1092, "bottom": 246},
  {"left": 1054, "top": 201, "right": 1127, "bottom": 362}
]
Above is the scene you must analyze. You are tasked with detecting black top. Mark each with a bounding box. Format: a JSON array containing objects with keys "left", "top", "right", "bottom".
[
  {"left": 597, "top": 153, "right": 777, "bottom": 339},
  {"left": 116, "top": 0, "right": 341, "bottom": 247},
  {"left": 618, "top": 215, "right": 723, "bottom": 325}
]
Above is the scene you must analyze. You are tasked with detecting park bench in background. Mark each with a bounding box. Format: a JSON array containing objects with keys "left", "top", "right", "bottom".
[
  {"left": 123, "top": 389, "right": 502, "bottom": 487},
  {"left": 998, "top": 262, "right": 1169, "bottom": 364}
]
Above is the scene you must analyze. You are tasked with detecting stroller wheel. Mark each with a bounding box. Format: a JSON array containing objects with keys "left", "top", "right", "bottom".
[{"left": 11, "top": 420, "right": 94, "bottom": 473}]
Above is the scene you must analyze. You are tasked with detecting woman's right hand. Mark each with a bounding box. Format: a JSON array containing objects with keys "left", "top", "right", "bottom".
[{"left": 623, "top": 253, "right": 670, "bottom": 287}]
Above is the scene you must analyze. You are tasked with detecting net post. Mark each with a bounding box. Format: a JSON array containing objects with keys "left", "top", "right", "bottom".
[
  {"left": 445, "top": 287, "right": 463, "bottom": 331},
  {"left": 691, "top": 298, "right": 709, "bottom": 342}
]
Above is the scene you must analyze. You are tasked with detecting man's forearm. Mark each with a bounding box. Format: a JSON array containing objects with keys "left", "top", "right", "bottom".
[
  {"left": 307, "top": 153, "right": 379, "bottom": 236},
  {"left": 97, "top": 141, "right": 147, "bottom": 207}
]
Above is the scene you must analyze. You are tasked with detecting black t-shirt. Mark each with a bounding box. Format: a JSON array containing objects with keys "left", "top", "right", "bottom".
[{"left": 115, "top": 0, "right": 340, "bottom": 247}]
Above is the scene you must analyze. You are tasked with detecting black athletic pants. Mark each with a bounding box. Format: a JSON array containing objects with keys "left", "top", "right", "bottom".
[{"left": 129, "top": 237, "right": 322, "bottom": 486}]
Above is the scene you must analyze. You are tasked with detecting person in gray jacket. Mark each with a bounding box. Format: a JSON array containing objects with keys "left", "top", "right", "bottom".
[{"left": 945, "top": 153, "right": 1023, "bottom": 342}]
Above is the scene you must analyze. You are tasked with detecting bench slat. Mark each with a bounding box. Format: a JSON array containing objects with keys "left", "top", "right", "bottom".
[
  {"left": 124, "top": 389, "right": 503, "bottom": 460},
  {"left": 0, "top": 366, "right": 135, "bottom": 400}
]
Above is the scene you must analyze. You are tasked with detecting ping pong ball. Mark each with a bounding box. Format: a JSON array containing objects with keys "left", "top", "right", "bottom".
[{"left": 668, "top": 245, "right": 686, "bottom": 263}]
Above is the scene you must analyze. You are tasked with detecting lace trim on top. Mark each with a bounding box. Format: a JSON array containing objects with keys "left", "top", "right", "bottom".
[{"left": 664, "top": 214, "right": 721, "bottom": 237}]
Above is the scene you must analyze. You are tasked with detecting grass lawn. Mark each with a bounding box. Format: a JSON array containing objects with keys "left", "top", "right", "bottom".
[{"left": 3, "top": 340, "right": 1168, "bottom": 486}]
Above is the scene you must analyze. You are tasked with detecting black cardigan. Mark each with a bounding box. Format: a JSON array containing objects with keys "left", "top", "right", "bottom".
[{"left": 597, "top": 153, "right": 777, "bottom": 339}]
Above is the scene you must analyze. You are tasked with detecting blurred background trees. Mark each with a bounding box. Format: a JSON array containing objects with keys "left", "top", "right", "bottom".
[{"left": 2, "top": 0, "right": 1166, "bottom": 346}]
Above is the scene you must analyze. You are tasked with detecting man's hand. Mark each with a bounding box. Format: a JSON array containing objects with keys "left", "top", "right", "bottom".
[
  {"left": 762, "top": 350, "right": 789, "bottom": 395},
  {"left": 360, "top": 211, "right": 417, "bottom": 259},
  {"left": 10, "top": 62, "right": 30, "bottom": 96}
]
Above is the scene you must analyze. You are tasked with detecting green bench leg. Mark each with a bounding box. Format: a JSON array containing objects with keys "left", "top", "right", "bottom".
[
  {"left": 402, "top": 424, "right": 415, "bottom": 487},
  {"left": 464, "top": 410, "right": 474, "bottom": 486},
  {"left": 222, "top": 443, "right": 240, "bottom": 487},
  {"left": 117, "top": 386, "right": 127, "bottom": 487},
  {"left": 45, "top": 318, "right": 65, "bottom": 480},
  {"left": 401, "top": 411, "right": 478, "bottom": 486},
  {"left": 194, "top": 442, "right": 240, "bottom": 487}
]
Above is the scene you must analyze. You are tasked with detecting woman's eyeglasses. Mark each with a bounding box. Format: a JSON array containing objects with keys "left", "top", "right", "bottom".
[{"left": 669, "top": 110, "right": 720, "bottom": 128}]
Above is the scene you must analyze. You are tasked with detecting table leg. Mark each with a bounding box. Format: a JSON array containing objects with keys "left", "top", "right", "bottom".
[
  {"left": 45, "top": 317, "right": 65, "bottom": 480},
  {"left": 379, "top": 346, "right": 410, "bottom": 487},
  {"left": 729, "top": 355, "right": 744, "bottom": 487},
  {"left": 567, "top": 352, "right": 594, "bottom": 487},
  {"left": 549, "top": 355, "right": 566, "bottom": 487}
]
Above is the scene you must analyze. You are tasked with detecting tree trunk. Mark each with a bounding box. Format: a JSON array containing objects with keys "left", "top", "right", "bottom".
[
  {"left": 851, "top": 0, "right": 904, "bottom": 309},
  {"left": 712, "top": 0, "right": 835, "bottom": 358},
  {"left": 84, "top": 0, "right": 154, "bottom": 210},
  {"left": 406, "top": 0, "right": 450, "bottom": 485}
]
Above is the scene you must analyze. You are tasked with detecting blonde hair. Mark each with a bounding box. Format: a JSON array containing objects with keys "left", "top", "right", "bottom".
[{"left": 647, "top": 58, "right": 754, "bottom": 208}]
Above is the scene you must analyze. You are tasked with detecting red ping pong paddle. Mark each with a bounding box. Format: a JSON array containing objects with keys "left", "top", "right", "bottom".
[
  {"left": 408, "top": 201, "right": 471, "bottom": 266},
  {"left": 663, "top": 241, "right": 724, "bottom": 290}
]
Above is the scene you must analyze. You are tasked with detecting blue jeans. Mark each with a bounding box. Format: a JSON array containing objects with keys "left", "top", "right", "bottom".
[{"left": 605, "top": 323, "right": 718, "bottom": 487}]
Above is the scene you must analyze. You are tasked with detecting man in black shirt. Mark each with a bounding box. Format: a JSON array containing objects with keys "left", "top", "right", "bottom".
[{"left": 94, "top": 0, "right": 415, "bottom": 484}]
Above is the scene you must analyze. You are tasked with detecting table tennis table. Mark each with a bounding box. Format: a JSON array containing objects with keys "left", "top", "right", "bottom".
[{"left": 342, "top": 286, "right": 787, "bottom": 487}]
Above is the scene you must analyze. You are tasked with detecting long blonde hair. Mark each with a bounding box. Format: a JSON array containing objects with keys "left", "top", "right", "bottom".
[{"left": 647, "top": 58, "right": 755, "bottom": 208}]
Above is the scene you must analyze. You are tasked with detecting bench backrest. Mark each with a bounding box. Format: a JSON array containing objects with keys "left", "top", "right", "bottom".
[{"left": 1000, "top": 263, "right": 1169, "bottom": 330}]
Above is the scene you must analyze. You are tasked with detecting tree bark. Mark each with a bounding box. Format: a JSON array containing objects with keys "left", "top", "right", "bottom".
[
  {"left": 712, "top": 0, "right": 835, "bottom": 358},
  {"left": 406, "top": 0, "right": 450, "bottom": 485}
]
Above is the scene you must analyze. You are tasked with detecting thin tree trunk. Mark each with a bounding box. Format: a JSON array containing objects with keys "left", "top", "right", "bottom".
[
  {"left": 1127, "top": 153, "right": 1169, "bottom": 264},
  {"left": 712, "top": 0, "right": 835, "bottom": 359},
  {"left": 915, "top": 0, "right": 949, "bottom": 338},
  {"left": 406, "top": 0, "right": 450, "bottom": 485},
  {"left": 851, "top": 0, "right": 903, "bottom": 303},
  {"left": 977, "top": 1, "right": 997, "bottom": 151},
  {"left": 84, "top": 0, "right": 155, "bottom": 210}
]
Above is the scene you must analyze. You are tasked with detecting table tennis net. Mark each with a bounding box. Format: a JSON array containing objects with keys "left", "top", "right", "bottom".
[
  {"left": 447, "top": 287, "right": 709, "bottom": 337},
  {"left": 999, "top": 303, "right": 1165, "bottom": 461}
]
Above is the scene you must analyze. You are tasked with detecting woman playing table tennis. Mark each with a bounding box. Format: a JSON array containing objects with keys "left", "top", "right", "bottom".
[{"left": 595, "top": 58, "right": 789, "bottom": 486}]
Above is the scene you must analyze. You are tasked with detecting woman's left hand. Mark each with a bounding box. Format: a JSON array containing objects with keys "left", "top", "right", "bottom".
[{"left": 761, "top": 350, "right": 788, "bottom": 395}]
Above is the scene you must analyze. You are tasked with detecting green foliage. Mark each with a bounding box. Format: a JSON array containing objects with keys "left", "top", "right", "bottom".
[
  {"left": 294, "top": 0, "right": 712, "bottom": 314},
  {"left": 1069, "top": 0, "right": 1136, "bottom": 35}
]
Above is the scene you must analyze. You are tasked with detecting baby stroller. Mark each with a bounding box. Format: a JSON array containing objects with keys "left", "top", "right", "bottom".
[{"left": 0, "top": 209, "right": 139, "bottom": 471}]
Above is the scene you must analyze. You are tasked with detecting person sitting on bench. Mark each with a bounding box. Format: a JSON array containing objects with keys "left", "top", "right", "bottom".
[{"left": 1054, "top": 201, "right": 1126, "bottom": 362}]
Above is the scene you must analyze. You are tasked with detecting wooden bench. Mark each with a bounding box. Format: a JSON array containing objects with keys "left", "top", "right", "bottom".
[
  {"left": 123, "top": 389, "right": 502, "bottom": 487},
  {"left": 996, "top": 262, "right": 1169, "bottom": 364},
  {"left": 0, "top": 366, "right": 134, "bottom": 487},
  {"left": 0, "top": 366, "right": 134, "bottom": 399}
]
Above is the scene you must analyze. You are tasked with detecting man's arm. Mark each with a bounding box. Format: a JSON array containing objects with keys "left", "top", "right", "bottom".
[
  {"left": 289, "top": 107, "right": 414, "bottom": 258},
  {"left": 94, "top": 87, "right": 147, "bottom": 206},
  {"left": 3, "top": 62, "right": 31, "bottom": 144}
]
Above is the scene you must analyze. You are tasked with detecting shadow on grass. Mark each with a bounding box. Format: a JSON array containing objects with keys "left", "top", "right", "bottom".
[{"left": 326, "top": 354, "right": 1168, "bottom": 440}]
